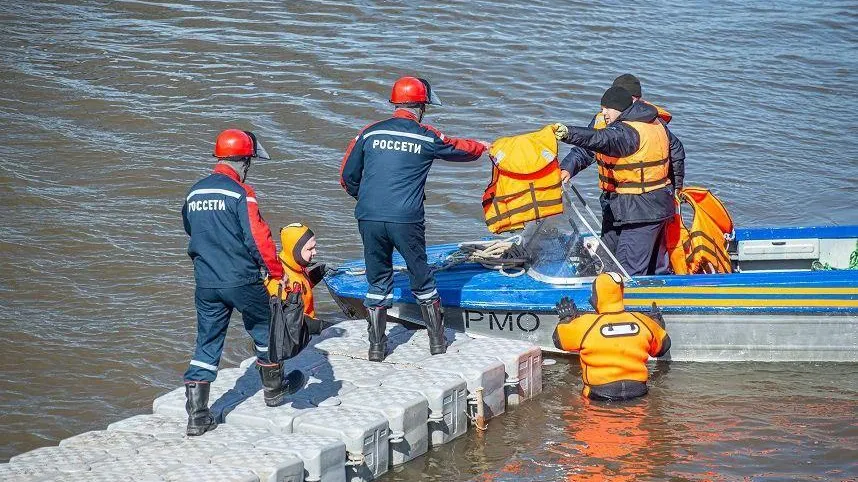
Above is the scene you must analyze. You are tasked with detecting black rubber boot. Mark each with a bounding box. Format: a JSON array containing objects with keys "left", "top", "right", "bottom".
[
  {"left": 185, "top": 381, "right": 217, "bottom": 436},
  {"left": 420, "top": 299, "right": 447, "bottom": 355},
  {"left": 366, "top": 307, "right": 388, "bottom": 362},
  {"left": 257, "top": 362, "right": 306, "bottom": 407}
]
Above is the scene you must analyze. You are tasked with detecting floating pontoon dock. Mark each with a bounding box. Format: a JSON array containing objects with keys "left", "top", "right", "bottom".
[{"left": 2, "top": 320, "right": 543, "bottom": 481}]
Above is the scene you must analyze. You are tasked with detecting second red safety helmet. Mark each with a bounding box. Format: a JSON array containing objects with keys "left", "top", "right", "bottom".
[
  {"left": 389, "top": 76, "right": 442, "bottom": 106},
  {"left": 213, "top": 129, "right": 271, "bottom": 161}
]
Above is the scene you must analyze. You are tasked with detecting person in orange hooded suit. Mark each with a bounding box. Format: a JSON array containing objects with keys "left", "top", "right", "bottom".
[
  {"left": 264, "top": 223, "right": 326, "bottom": 332},
  {"left": 553, "top": 272, "right": 671, "bottom": 401}
]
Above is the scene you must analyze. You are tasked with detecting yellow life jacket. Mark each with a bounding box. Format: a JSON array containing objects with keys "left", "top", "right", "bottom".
[
  {"left": 596, "top": 120, "right": 670, "bottom": 194},
  {"left": 593, "top": 112, "right": 608, "bottom": 130},
  {"left": 666, "top": 187, "right": 734, "bottom": 274},
  {"left": 649, "top": 102, "right": 673, "bottom": 124},
  {"left": 482, "top": 125, "right": 563, "bottom": 234}
]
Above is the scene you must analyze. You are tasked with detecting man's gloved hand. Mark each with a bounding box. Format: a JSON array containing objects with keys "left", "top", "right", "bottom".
[
  {"left": 264, "top": 276, "right": 284, "bottom": 297},
  {"left": 555, "top": 296, "right": 580, "bottom": 323},
  {"left": 552, "top": 123, "right": 570, "bottom": 143},
  {"left": 648, "top": 301, "right": 666, "bottom": 328},
  {"left": 306, "top": 262, "right": 327, "bottom": 286}
]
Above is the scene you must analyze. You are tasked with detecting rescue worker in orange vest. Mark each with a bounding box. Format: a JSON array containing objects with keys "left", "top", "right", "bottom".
[
  {"left": 267, "top": 223, "right": 327, "bottom": 334},
  {"left": 555, "top": 86, "right": 682, "bottom": 275},
  {"left": 553, "top": 272, "right": 671, "bottom": 401},
  {"left": 560, "top": 74, "right": 684, "bottom": 190},
  {"left": 609, "top": 74, "right": 683, "bottom": 190}
]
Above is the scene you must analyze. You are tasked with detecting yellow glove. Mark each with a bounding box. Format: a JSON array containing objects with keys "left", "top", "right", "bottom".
[
  {"left": 552, "top": 123, "right": 569, "bottom": 142},
  {"left": 264, "top": 276, "right": 284, "bottom": 297}
]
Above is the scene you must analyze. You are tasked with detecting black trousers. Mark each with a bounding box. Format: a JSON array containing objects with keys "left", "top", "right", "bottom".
[{"left": 600, "top": 199, "right": 670, "bottom": 276}]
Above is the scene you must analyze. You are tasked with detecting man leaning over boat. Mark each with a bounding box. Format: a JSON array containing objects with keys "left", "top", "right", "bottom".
[
  {"left": 560, "top": 73, "right": 684, "bottom": 190},
  {"left": 554, "top": 84, "right": 685, "bottom": 276},
  {"left": 339, "top": 76, "right": 490, "bottom": 361}
]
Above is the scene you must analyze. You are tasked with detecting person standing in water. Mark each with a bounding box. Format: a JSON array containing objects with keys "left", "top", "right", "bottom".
[
  {"left": 273, "top": 222, "right": 326, "bottom": 334},
  {"left": 553, "top": 272, "right": 671, "bottom": 401}
]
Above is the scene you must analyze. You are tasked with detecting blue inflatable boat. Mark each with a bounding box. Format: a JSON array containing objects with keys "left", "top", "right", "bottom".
[{"left": 325, "top": 218, "right": 858, "bottom": 362}]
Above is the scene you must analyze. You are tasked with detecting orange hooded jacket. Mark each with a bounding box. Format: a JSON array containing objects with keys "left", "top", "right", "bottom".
[
  {"left": 276, "top": 223, "right": 318, "bottom": 319},
  {"left": 553, "top": 273, "right": 670, "bottom": 399}
]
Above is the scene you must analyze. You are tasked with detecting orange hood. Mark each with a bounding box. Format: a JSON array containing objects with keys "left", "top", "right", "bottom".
[
  {"left": 589, "top": 272, "right": 625, "bottom": 314},
  {"left": 278, "top": 223, "right": 315, "bottom": 271}
]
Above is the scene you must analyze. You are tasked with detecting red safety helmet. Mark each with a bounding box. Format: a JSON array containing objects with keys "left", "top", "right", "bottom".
[
  {"left": 389, "top": 76, "right": 442, "bottom": 106},
  {"left": 213, "top": 129, "right": 270, "bottom": 161}
]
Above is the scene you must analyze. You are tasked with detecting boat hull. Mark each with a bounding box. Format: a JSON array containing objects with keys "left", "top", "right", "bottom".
[
  {"left": 325, "top": 225, "right": 858, "bottom": 362},
  {"left": 328, "top": 295, "right": 858, "bottom": 362}
]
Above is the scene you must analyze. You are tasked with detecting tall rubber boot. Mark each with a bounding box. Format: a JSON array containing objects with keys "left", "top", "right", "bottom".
[
  {"left": 185, "top": 381, "right": 217, "bottom": 436},
  {"left": 257, "top": 362, "right": 306, "bottom": 407},
  {"left": 420, "top": 299, "right": 447, "bottom": 355},
  {"left": 366, "top": 307, "right": 387, "bottom": 362}
]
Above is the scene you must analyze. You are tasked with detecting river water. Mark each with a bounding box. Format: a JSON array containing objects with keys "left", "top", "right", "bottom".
[{"left": 1, "top": 0, "right": 857, "bottom": 479}]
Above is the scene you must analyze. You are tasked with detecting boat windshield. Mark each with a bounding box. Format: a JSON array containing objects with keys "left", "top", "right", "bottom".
[{"left": 522, "top": 210, "right": 619, "bottom": 285}]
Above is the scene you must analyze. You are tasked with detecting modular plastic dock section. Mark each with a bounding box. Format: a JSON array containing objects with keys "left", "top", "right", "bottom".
[{"left": 2, "top": 319, "right": 542, "bottom": 481}]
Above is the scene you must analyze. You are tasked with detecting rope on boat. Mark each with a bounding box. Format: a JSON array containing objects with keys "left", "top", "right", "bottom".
[
  {"left": 432, "top": 235, "right": 531, "bottom": 277},
  {"left": 337, "top": 235, "right": 532, "bottom": 278}
]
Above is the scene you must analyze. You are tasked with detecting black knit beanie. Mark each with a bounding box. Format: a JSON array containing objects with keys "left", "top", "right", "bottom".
[
  {"left": 601, "top": 86, "right": 633, "bottom": 112},
  {"left": 612, "top": 73, "right": 642, "bottom": 98}
]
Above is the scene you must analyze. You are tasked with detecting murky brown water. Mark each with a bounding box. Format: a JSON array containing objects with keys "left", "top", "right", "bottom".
[{"left": 1, "top": 0, "right": 857, "bottom": 479}]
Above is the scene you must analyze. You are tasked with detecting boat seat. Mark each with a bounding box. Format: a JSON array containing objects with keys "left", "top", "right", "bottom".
[
  {"left": 737, "top": 238, "right": 820, "bottom": 260},
  {"left": 734, "top": 238, "right": 819, "bottom": 271}
]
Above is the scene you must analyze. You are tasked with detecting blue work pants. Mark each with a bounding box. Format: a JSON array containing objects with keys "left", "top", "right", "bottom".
[
  {"left": 183, "top": 282, "right": 271, "bottom": 382},
  {"left": 358, "top": 220, "right": 438, "bottom": 308}
]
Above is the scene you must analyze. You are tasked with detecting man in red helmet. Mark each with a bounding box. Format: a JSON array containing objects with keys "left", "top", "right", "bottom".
[
  {"left": 340, "top": 76, "right": 490, "bottom": 361},
  {"left": 181, "top": 129, "right": 305, "bottom": 436}
]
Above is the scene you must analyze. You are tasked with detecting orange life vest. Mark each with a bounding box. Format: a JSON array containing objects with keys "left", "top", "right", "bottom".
[
  {"left": 595, "top": 120, "right": 670, "bottom": 194},
  {"left": 553, "top": 273, "right": 670, "bottom": 399},
  {"left": 482, "top": 125, "right": 564, "bottom": 234},
  {"left": 652, "top": 104, "right": 672, "bottom": 124},
  {"left": 666, "top": 187, "right": 734, "bottom": 274}
]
